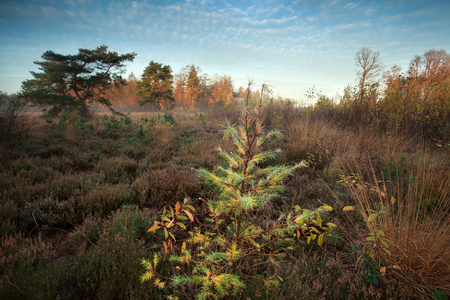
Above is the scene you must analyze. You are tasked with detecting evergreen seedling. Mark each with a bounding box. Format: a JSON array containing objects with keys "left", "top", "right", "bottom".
[{"left": 142, "top": 82, "right": 336, "bottom": 299}]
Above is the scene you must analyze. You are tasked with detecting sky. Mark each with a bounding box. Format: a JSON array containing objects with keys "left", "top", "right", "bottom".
[{"left": 1, "top": 0, "right": 449, "bottom": 104}]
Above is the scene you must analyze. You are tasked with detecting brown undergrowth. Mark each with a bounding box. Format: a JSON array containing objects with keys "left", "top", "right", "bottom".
[{"left": 0, "top": 105, "right": 448, "bottom": 299}]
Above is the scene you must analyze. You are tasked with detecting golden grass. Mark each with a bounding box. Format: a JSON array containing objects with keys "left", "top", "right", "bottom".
[{"left": 340, "top": 159, "right": 450, "bottom": 296}]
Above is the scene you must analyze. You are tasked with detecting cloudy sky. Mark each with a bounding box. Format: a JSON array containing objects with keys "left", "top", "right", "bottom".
[{"left": 1, "top": 0, "right": 449, "bottom": 103}]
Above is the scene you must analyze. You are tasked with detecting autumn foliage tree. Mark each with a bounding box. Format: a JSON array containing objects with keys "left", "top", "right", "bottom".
[
  {"left": 210, "top": 75, "right": 235, "bottom": 106},
  {"left": 330, "top": 48, "right": 449, "bottom": 143},
  {"left": 381, "top": 49, "right": 450, "bottom": 140},
  {"left": 20, "top": 45, "right": 136, "bottom": 118},
  {"left": 173, "top": 65, "right": 202, "bottom": 109},
  {"left": 104, "top": 73, "right": 142, "bottom": 111}
]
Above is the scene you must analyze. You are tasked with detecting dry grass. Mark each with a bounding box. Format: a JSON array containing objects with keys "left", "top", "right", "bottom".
[
  {"left": 340, "top": 159, "right": 450, "bottom": 297},
  {"left": 0, "top": 107, "right": 448, "bottom": 299}
]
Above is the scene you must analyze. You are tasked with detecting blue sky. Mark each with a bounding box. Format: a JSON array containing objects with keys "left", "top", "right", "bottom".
[{"left": 1, "top": 0, "right": 449, "bottom": 103}]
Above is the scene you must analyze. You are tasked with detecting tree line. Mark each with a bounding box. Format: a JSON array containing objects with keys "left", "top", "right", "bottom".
[
  {"left": 16, "top": 45, "right": 450, "bottom": 123},
  {"left": 18, "top": 45, "right": 256, "bottom": 118},
  {"left": 106, "top": 64, "right": 246, "bottom": 112},
  {"left": 314, "top": 47, "right": 450, "bottom": 142}
]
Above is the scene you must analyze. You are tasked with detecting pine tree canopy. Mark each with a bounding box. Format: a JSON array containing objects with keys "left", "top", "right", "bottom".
[
  {"left": 20, "top": 45, "right": 136, "bottom": 118},
  {"left": 137, "top": 61, "right": 174, "bottom": 111}
]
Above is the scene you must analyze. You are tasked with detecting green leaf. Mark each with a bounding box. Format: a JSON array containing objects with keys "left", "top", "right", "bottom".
[
  {"left": 375, "top": 230, "right": 384, "bottom": 238},
  {"left": 366, "top": 236, "right": 376, "bottom": 242},
  {"left": 367, "top": 213, "right": 378, "bottom": 222}
]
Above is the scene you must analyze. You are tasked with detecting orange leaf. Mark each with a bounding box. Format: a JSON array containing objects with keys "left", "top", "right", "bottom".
[
  {"left": 163, "top": 241, "right": 168, "bottom": 254},
  {"left": 147, "top": 222, "right": 161, "bottom": 232}
]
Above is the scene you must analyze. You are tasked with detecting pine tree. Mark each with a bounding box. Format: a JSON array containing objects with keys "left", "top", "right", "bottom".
[
  {"left": 137, "top": 61, "right": 174, "bottom": 111},
  {"left": 142, "top": 82, "right": 335, "bottom": 299},
  {"left": 20, "top": 45, "right": 136, "bottom": 118}
]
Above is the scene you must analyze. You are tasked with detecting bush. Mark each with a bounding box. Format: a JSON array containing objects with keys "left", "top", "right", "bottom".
[
  {"left": 73, "top": 206, "right": 158, "bottom": 299},
  {"left": 0, "top": 234, "right": 70, "bottom": 299},
  {"left": 0, "top": 91, "right": 30, "bottom": 143}
]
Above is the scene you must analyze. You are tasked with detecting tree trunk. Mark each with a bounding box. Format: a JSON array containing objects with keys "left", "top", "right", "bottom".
[{"left": 79, "top": 104, "right": 90, "bottom": 119}]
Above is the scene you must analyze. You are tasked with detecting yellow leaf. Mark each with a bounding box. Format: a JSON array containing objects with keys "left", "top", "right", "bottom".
[
  {"left": 296, "top": 228, "right": 300, "bottom": 239},
  {"left": 181, "top": 241, "right": 186, "bottom": 251},
  {"left": 175, "top": 202, "right": 181, "bottom": 215},
  {"left": 184, "top": 210, "right": 195, "bottom": 223},
  {"left": 318, "top": 233, "right": 324, "bottom": 246},
  {"left": 162, "top": 217, "right": 171, "bottom": 223},
  {"left": 380, "top": 266, "right": 386, "bottom": 275},
  {"left": 177, "top": 222, "right": 186, "bottom": 229},
  {"left": 310, "top": 227, "right": 319, "bottom": 233},
  {"left": 307, "top": 236, "right": 312, "bottom": 244},
  {"left": 343, "top": 206, "right": 355, "bottom": 211},
  {"left": 326, "top": 222, "right": 337, "bottom": 229},
  {"left": 164, "top": 228, "right": 168, "bottom": 239},
  {"left": 321, "top": 205, "right": 333, "bottom": 211}
]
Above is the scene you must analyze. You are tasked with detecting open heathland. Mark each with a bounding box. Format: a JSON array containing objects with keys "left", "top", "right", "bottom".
[{"left": 1, "top": 95, "right": 449, "bottom": 299}]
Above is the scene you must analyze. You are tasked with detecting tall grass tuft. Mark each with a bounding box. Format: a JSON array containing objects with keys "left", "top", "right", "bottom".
[{"left": 340, "top": 156, "right": 450, "bottom": 297}]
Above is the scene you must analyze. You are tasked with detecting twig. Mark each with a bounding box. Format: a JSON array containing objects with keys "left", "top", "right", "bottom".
[{"left": 30, "top": 208, "right": 40, "bottom": 233}]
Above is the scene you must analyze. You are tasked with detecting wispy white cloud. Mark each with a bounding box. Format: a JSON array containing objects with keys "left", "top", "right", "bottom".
[{"left": 0, "top": 0, "right": 449, "bottom": 100}]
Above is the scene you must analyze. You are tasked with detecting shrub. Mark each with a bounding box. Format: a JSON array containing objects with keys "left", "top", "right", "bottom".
[
  {"left": 139, "top": 165, "right": 201, "bottom": 209},
  {"left": 0, "top": 234, "right": 70, "bottom": 299},
  {"left": 79, "top": 183, "right": 139, "bottom": 217},
  {"left": 73, "top": 207, "right": 159, "bottom": 299},
  {"left": 94, "top": 155, "right": 139, "bottom": 185},
  {"left": 0, "top": 91, "right": 30, "bottom": 143}
]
